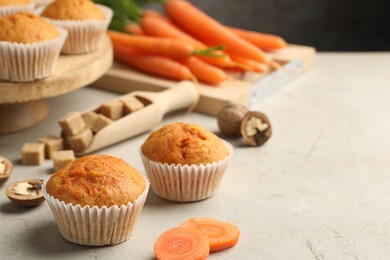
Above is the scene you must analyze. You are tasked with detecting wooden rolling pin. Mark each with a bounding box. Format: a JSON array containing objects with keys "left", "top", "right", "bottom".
[{"left": 76, "top": 81, "right": 199, "bottom": 155}]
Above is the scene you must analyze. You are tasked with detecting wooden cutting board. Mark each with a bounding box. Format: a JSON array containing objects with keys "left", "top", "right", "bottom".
[{"left": 92, "top": 44, "right": 316, "bottom": 116}]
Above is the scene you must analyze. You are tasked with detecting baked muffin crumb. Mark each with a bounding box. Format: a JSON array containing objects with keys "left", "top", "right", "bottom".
[
  {"left": 41, "top": 0, "right": 105, "bottom": 20},
  {"left": 0, "top": 0, "right": 31, "bottom": 6},
  {"left": 141, "top": 122, "right": 229, "bottom": 165},
  {"left": 0, "top": 12, "right": 59, "bottom": 43},
  {"left": 46, "top": 154, "right": 146, "bottom": 207}
]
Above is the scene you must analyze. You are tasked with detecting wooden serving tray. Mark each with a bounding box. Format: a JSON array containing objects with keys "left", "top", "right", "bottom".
[
  {"left": 92, "top": 44, "right": 316, "bottom": 116},
  {"left": 0, "top": 36, "right": 113, "bottom": 135}
]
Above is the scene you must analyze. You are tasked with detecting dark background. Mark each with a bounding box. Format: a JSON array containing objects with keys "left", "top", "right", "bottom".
[{"left": 153, "top": 0, "right": 390, "bottom": 51}]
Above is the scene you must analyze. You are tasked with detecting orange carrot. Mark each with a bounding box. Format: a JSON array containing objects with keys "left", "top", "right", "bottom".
[
  {"left": 141, "top": 10, "right": 198, "bottom": 46},
  {"left": 154, "top": 227, "right": 209, "bottom": 260},
  {"left": 108, "top": 30, "right": 222, "bottom": 59},
  {"left": 140, "top": 14, "right": 235, "bottom": 69},
  {"left": 124, "top": 23, "right": 144, "bottom": 35},
  {"left": 180, "top": 217, "right": 240, "bottom": 253},
  {"left": 180, "top": 57, "right": 226, "bottom": 85},
  {"left": 227, "top": 26, "right": 287, "bottom": 50},
  {"left": 113, "top": 43, "right": 195, "bottom": 82},
  {"left": 230, "top": 55, "right": 268, "bottom": 73},
  {"left": 165, "top": 0, "right": 268, "bottom": 63},
  {"left": 142, "top": 9, "right": 169, "bottom": 20}
]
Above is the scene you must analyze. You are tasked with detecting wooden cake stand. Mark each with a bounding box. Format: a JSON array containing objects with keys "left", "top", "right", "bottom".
[{"left": 0, "top": 36, "right": 113, "bottom": 135}]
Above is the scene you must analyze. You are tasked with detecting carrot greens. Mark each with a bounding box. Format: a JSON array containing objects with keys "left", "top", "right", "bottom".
[{"left": 93, "top": 0, "right": 163, "bottom": 31}]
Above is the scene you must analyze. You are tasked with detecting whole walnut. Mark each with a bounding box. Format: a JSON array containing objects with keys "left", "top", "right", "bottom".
[{"left": 217, "top": 104, "right": 249, "bottom": 138}]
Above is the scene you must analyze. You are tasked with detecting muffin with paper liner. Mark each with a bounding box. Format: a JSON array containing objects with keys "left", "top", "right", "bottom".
[
  {"left": 43, "top": 154, "right": 150, "bottom": 246},
  {"left": 31, "top": 0, "right": 53, "bottom": 8},
  {"left": 41, "top": 0, "right": 112, "bottom": 54},
  {"left": 0, "top": 0, "right": 33, "bottom": 17},
  {"left": 140, "top": 122, "right": 233, "bottom": 202},
  {"left": 0, "top": 12, "right": 67, "bottom": 82}
]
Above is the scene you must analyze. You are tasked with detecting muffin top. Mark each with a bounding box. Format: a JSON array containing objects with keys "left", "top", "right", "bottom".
[
  {"left": 141, "top": 122, "right": 229, "bottom": 165},
  {"left": 0, "top": 12, "right": 59, "bottom": 43},
  {"left": 45, "top": 154, "right": 147, "bottom": 208},
  {"left": 41, "top": 0, "right": 105, "bottom": 20},
  {"left": 0, "top": 0, "right": 31, "bottom": 6}
]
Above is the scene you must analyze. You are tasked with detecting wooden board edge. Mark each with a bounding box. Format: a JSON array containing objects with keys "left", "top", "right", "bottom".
[{"left": 91, "top": 44, "right": 316, "bottom": 116}]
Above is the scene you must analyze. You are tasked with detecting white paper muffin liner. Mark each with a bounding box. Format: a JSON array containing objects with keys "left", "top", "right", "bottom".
[
  {"left": 0, "top": 3, "right": 34, "bottom": 17},
  {"left": 140, "top": 141, "right": 233, "bottom": 202},
  {"left": 42, "top": 178, "right": 150, "bottom": 246},
  {"left": 0, "top": 26, "right": 67, "bottom": 82},
  {"left": 32, "top": 0, "right": 53, "bottom": 9},
  {"left": 43, "top": 5, "right": 112, "bottom": 54}
]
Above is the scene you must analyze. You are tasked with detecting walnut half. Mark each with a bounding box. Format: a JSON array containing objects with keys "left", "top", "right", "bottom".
[
  {"left": 0, "top": 156, "right": 13, "bottom": 185},
  {"left": 6, "top": 179, "right": 44, "bottom": 207},
  {"left": 240, "top": 111, "right": 272, "bottom": 147}
]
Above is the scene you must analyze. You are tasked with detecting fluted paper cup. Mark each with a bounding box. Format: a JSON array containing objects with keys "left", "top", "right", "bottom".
[
  {"left": 140, "top": 141, "right": 233, "bottom": 202},
  {"left": 32, "top": 0, "right": 53, "bottom": 8},
  {"left": 43, "top": 179, "right": 150, "bottom": 246},
  {"left": 43, "top": 5, "right": 112, "bottom": 54},
  {"left": 0, "top": 26, "right": 67, "bottom": 82},
  {"left": 0, "top": 3, "right": 34, "bottom": 17}
]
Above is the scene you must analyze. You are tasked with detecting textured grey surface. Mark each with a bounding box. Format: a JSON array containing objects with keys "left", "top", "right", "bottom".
[{"left": 1, "top": 53, "right": 390, "bottom": 259}]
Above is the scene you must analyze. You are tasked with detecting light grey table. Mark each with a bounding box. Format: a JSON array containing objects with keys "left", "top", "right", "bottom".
[{"left": 1, "top": 53, "right": 390, "bottom": 259}]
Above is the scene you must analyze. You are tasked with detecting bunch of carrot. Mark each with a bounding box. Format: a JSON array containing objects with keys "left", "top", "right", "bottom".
[
  {"left": 108, "top": 0, "right": 287, "bottom": 86},
  {"left": 154, "top": 217, "right": 240, "bottom": 259}
]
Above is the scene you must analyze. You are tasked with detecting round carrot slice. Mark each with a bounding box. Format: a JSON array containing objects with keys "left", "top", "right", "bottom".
[
  {"left": 180, "top": 217, "right": 240, "bottom": 253},
  {"left": 154, "top": 227, "right": 210, "bottom": 260}
]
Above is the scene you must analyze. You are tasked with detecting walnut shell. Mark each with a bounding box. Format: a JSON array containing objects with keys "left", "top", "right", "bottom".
[
  {"left": 0, "top": 156, "right": 13, "bottom": 185},
  {"left": 217, "top": 104, "right": 249, "bottom": 138},
  {"left": 240, "top": 111, "right": 272, "bottom": 146},
  {"left": 6, "top": 179, "right": 45, "bottom": 207}
]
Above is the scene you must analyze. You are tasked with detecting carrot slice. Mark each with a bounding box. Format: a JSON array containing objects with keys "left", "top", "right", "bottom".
[
  {"left": 180, "top": 217, "right": 240, "bottom": 253},
  {"left": 227, "top": 26, "right": 287, "bottom": 51},
  {"left": 165, "top": 0, "right": 267, "bottom": 63},
  {"left": 154, "top": 227, "right": 210, "bottom": 260}
]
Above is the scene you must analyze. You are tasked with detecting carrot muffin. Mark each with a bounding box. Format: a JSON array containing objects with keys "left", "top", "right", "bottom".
[
  {"left": 41, "top": 0, "right": 112, "bottom": 54},
  {"left": 0, "top": 12, "right": 59, "bottom": 43},
  {"left": 0, "top": 0, "right": 33, "bottom": 17},
  {"left": 41, "top": 0, "right": 105, "bottom": 20},
  {"left": 140, "top": 122, "right": 233, "bottom": 202},
  {"left": 32, "top": 0, "right": 53, "bottom": 8},
  {"left": 142, "top": 122, "right": 229, "bottom": 165},
  {"left": 43, "top": 154, "right": 150, "bottom": 246},
  {"left": 0, "top": 12, "right": 67, "bottom": 82}
]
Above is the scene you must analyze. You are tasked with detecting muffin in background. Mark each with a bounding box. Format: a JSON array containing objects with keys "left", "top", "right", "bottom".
[
  {"left": 43, "top": 154, "right": 150, "bottom": 246},
  {"left": 0, "top": 12, "right": 67, "bottom": 82},
  {"left": 41, "top": 0, "right": 112, "bottom": 54},
  {"left": 32, "top": 0, "right": 53, "bottom": 8},
  {"left": 140, "top": 122, "right": 233, "bottom": 202},
  {"left": 0, "top": 0, "right": 33, "bottom": 17}
]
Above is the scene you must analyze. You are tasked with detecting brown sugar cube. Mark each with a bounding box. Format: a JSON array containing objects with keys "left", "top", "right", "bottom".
[
  {"left": 92, "top": 114, "right": 113, "bottom": 133},
  {"left": 39, "top": 135, "right": 64, "bottom": 159},
  {"left": 21, "top": 143, "right": 45, "bottom": 165},
  {"left": 58, "top": 112, "right": 86, "bottom": 136},
  {"left": 122, "top": 96, "right": 144, "bottom": 115},
  {"left": 82, "top": 111, "right": 113, "bottom": 133},
  {"left": 67, "top": 128, "right": 93, "bottom": 152},
  {"left": 52, "top": 150, "right": 75, "bottom": 171},
  {"left": 60, "top": 131, "right": 71, "bottom": 150},
  {"left": 82, "top": 111, "right": 99, "bottom": 129},
  {"left": 99, "top": 100, "right": 123, "bottom": 120}
]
